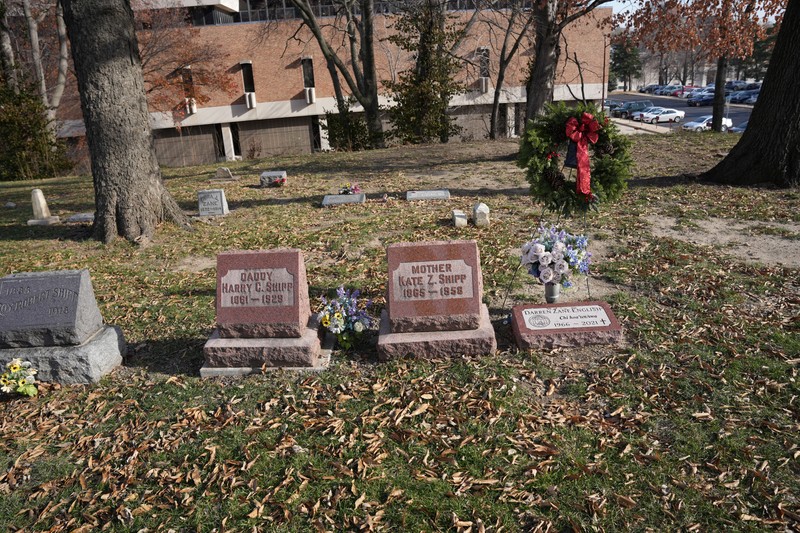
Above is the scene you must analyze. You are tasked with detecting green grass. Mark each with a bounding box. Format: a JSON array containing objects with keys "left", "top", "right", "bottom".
[{"left": 1, "top": 135, "right": 799, "bottom": 531}]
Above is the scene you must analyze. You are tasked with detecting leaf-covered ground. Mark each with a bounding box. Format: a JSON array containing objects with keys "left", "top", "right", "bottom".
[{"left": 0, "top": 132, "right": 799, "bottom": 531}]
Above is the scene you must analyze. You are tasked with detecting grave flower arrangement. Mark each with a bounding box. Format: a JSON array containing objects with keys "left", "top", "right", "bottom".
[
  {"left": 1, "top": 358, "right": 38, "bottom": 397},
  {"left": 268, "top": 175, "right": 287, "bottom": 187},
  {"left": 520, "top": 225, "right": 591, "bottom": 289},
  {"left": 339, "top": 182, "right": 361, "bottom": 195},
  {"left": 318, "top": 286, "right": 372, "bottom": 350}
]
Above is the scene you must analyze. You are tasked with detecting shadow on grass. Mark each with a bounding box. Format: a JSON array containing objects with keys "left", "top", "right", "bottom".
[
  {"left": 0, "top": 222, "right": 93, "bottom": 242},
  {"left": 125, "top": 336, "right": 206, "bottom": 377}
]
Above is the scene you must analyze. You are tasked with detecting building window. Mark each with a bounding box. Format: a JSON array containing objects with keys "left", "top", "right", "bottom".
[
  {"left": 478, "top": 47, "right": 490, "bottom": 78},
  {"left": 301, "top": 58, "right": 315, "bottom": 88},
  {"left": 241, "top": 62, "right": 255, "bottom": 93}
]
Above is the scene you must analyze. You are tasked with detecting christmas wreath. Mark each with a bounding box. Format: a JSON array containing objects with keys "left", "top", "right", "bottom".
[{"left": 518, "top": 102, "right": 632, "bottom": 217}]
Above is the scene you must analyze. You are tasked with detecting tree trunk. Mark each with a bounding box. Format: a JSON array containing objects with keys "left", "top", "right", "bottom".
[
  {"left": 702, "top": 0, "right": 800, "bottom": 188},
  {"left": 526, "top": 32, "right": 559, "bottom": 121},
  {"left": 61, "top": 0, "right": 190, "bottom": 243},
  {"left": 0, "top": 3, "right": 18, "bottom": 93},
  {"left": 358, "top": 0, "right": 385, "bottom": 148},
  {"left": 711, "top": 56, "right": 727, "bottom": 132}
]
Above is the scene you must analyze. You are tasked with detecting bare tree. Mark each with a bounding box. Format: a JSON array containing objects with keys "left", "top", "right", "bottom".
[{"left": 0, "top": 0, "right": 19, "bottom": 91}]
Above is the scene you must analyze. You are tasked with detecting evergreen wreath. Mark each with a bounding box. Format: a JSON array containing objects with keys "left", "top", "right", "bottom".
[{"left": 518, "top": 102, "right": 633, "bottom": 217}]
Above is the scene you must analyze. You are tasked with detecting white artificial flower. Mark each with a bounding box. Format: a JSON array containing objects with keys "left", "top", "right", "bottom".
[
  {"left": 539, "top": 267, "right": 555, "bottom": 283},
  {"left": 353, "top": 321, "right": 365, "bottom": 333},
  {"left": 538, "top": 251, "right": 553, "bottom": 266},
  {"left": 554, "top": 260, "right": 569, "bottom": 274},
  {"left": 532, "top": 243, "right": 546, "bottom": 255},
  {"left": 521, "top": 242, "right": 532, "bottom": 254},
  {"left": 552, "top": 242, "right": 565, "bottom": 255},
  {"left": 521, "top": 250, "right": 537, "bottom": 266},
  {"left": 1, "top": 384, "right": 12, "bottom": 393}
]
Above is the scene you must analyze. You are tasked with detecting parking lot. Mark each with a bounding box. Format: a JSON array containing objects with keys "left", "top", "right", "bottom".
[{"left": 607, "top": 92, "right": 752, "bottom": 131}]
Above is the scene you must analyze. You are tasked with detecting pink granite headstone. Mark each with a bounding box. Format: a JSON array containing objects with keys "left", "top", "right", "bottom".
[
  {"left": 215, "top": 249, "right": 310, "bottom": 338},
  {"left": 511, "top": 301, "right": 623, "bottom": 350},
  {"left": 386, "top": 240, "right": 483, "bottom": 333}
]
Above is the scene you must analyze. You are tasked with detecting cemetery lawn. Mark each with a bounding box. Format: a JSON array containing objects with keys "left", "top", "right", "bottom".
[{"left": 1, "top": 132, "right": 800, "bottom": 531}]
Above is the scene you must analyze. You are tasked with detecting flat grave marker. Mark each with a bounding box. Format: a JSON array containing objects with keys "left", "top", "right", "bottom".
[
  {"left": 511, "top": 301, "right": 623, "bottom": 350},
  {"left": 321, "top": 193, "right": 366, "bottom": 207},
  {"left": 260, "top": 171, "right": 288, "bottom": 187},
  {"left": 406, "top": 189, "right": 450, "bottom": 201}
]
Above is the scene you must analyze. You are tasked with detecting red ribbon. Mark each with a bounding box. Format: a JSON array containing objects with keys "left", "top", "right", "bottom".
[{"left": 565, "top": 112, "right": 601, "bottom": 199}]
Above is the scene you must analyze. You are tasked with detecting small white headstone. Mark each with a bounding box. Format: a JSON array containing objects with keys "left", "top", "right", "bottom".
[
  {"left": 27, "top": 189, "right": 59, "bottom": 225},
  {"left": 452, "top": 209, "right": 467, "bottom": 227},
  {"left": 65, "top": 213, "right": 95, "bottom": 224},
  {"left": 473, "top": 202, "right": 490, "bottom": 227},
  {"left": 4, "top": 202, "right": 16, "bottom": 209},
  {"left": 406, "top": 190, "right": 450, "bottom": 201},
  {"left": 198, "top": 189, "right": 230, "bottom": 217}
]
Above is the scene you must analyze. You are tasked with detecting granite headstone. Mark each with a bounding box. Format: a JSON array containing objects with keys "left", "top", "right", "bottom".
[
  {"left": 511, "top": 301, "right": 623, "bottom": 349},
  {"left": 198, "top": 189, "right": 230, "bottom": 216},
  {"left": 406, "top": 190, "right": 450, "bottom": 201}
]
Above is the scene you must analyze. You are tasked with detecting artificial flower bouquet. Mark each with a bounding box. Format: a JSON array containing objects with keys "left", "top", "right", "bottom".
[
  {"left": 1, "top": 358, "right": 38, "bottom": 397},
  {"left": 520, "top": 225, "right": 591, "bottom": 288},
  {"left": 339, "top": 182, "right": 361, "bottom": 195},
  {"left": 318, "top": 286, "right": 372, "bottom": 350}
]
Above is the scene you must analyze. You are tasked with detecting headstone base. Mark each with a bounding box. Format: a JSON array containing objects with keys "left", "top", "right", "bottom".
[
  {"left": 0, "top": 325, "right": 125, "bottom": 384},
  {"left": 511, "top": 301, "right": 623, "bottom": 350},
  {"left": 377, "top": 304, "right": 496, "bottom": 360},
  {"left": 201, "top": 321, "right": 326, "bottom": 376},
  {"left": 27, "top": 216, "right": 60, "bottom": 226}
]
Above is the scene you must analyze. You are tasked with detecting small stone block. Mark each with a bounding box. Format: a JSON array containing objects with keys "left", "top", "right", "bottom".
[
  {"left": 321, "top": 193, "right": 366, "bottom": 207},
  {"left": 65, "top": 213, "right": 94, "bottom": 223},
  {"left": 5, "top": 202, "right": 17, "bottom": 208},
  {"left": 0, "top": 325, "right": 125, "bottom": 384},
  {"left": 0, "top": 270, "right": 104, "bottom": 348},
  {"left": 452, "top": 209, "right": 467, "bottom": 227},
  {"left": 27, "top": 216, "right": 60, "bottom": 226},
  {"left": 473, "top": 202, "right": 490, "bottom": 227},
  {"left": 198, "top": 189, "right": 229, "bottom": 216},
  {"left": 386, "top": 240, "right": 483, "bottom": 333},
  {"left": 202, "top": 322, "right": 323, "bottom": 373},
  {"left": 511, "top": 301, "right": 623, "bottom": 350},
  {"left": 260, "top": 171, "right": 288, "bottom": 187},
  {"left": 377, "top": 304, "right": 496, "bottom": 360},
  {"left": 215, "top": 249, "right": 310, "bottom": 338},
  {"left": 406, "top": 189, "right": 450, "bottom": 201}
]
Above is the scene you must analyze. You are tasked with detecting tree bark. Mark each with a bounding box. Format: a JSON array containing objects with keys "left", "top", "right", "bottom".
[
  {"left": 710, "top": 56, "right": 727, "bottom": 132},
  {"left": 702, "top": 0, "right": 800, "bottom": 188},
  {"left": 61, "top": 0, "right": 190, "bottom": 243},
  {"left": 525, "top": 14, "right": 559, "bottom": 121},
  {"left": 0, "top": 2, "right": 18, "bottom": 93}
]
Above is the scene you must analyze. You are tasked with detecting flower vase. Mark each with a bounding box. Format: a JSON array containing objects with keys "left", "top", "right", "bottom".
[{"left": 544, "top": 282, "right": 560, "bottom": 304}]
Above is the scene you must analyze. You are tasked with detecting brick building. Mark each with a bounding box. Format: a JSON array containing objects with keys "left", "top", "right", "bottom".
[{"left": 57, "top": 1, "right": 612, "bottom": 167}]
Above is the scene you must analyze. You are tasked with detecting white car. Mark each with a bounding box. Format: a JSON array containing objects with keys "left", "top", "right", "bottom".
[
  {"left": 631, "top": 106, "right": 663, "bottom": 121},
  {"left": 681, "top": 115, "right": 734, "bottom": 132},
  {"left": 640, "top": 108, "right": 686, "bottom": 124}
]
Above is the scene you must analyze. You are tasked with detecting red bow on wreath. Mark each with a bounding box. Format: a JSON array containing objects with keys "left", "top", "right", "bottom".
[{"left": 565, "top": 112, "right": 601, "bottom": 200}]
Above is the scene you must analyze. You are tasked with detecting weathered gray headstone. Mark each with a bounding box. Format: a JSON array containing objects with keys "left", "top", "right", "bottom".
[
  {"left": 215, "top": 167, "right": 235, "bottom": 180},
  {"left": 473, "top": 203, "right": 490, "bottom": 227},
  {"left": 260, "top": 171, "right": 288, "bottom": 187},
  {"left": 27, "top": 189, "right": 59, "bottom": 226},
  {"left": 0, "top": 270, "right": 102, "bottom": 348},
  {"left": 5, "top": 202, "right": 16, "bottom": 209},
  {"left": 406, "top": 190, "right": 450, "bottom": 201},
  {"left": 321, "top": 193, "right": 366, "bottom": 207},
  {"left": 198, "top": 189, "right": 230, "bottom": 216},
  {"left": 0, "top": 270, "right": 125, "bottom": 384},
  {"left": 452, "top": 209, "right": 467, "bottom": 227}
]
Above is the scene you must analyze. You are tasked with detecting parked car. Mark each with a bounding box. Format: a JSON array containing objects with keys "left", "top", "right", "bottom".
[
  {"left": 631, "top": 106, "right": 663, "bottom": 121},
  {"left": 744, "top": 93, "right": 759, "bottom": 104},
  {"left": 726, "top": 80, "right": 748, "bottom": 91},
  {"left": 641, "top": 108, "right": 686, "bottom": 124},
  {"left": 603, "top": 99, "right": 623, "bottom": 111},
  {"left": 684, "top": 88, "right": 710, "bottom": 99},
  {"left": 729, "top": 89, "right": 759, "bottom": 103},
  {"left": 687, "top": 94, "right": 715, "bottom": 106},
  {"left": 681, "top": 115, "right": 733, "bottom": 132},
  {"left": 729, "top": 120, "right": 748, "bottom": 133},
  {"left": 679, "top": 85, "right": 699, "bottom": 96},
  {"left": 656, "top": 84, "right": 683, "bottom": 96},
  {"left": 745, "top": 82, "right": 762, "bottom": 90},
  {"left": 612, "top": 100, "right": 653, "bottom": 119},
  {"left": 639, "top": 84, "right": 660, "bottom": 93}
]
